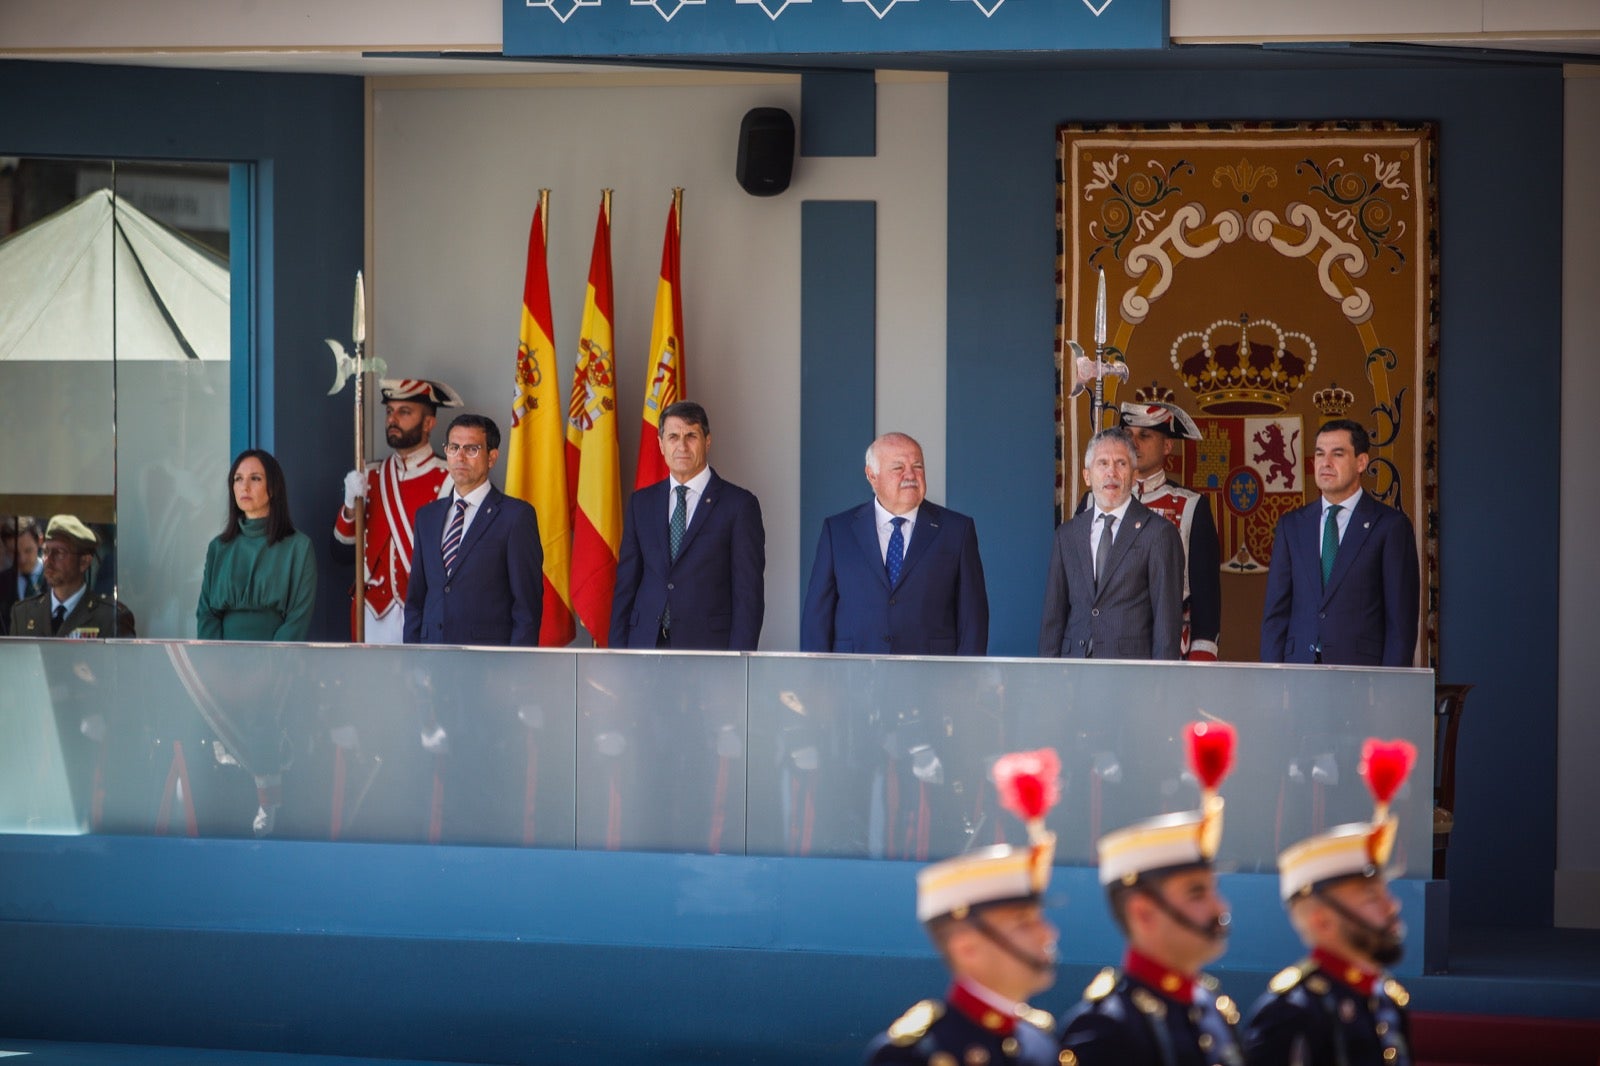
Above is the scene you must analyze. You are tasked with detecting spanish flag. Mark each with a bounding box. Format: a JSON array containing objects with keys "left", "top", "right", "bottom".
[
  {"left": 565, "top": 190, "right": 622, "bottom": 646},
  {"left": 634, "top": 189, "right": 686, "bottom": 489},
  {"left": 505, "top": 190, "right": 575, "bottom": 647}
]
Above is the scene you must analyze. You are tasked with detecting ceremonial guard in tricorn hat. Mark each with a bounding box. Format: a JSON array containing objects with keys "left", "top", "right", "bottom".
[
  {"left": 1243, "top": 739, "right": 1416, "bottom": 1066},
  {"left": 867, "top": 749, "right": 1063, "bottom": 1066},
  {"left": 1059, "top": 721, "right": 1244, "bottom": 1066},
  {"left": 333, "top": 377, "right": 464, "bottom": 643},
  {"left": 1118, "top": 394, "right": 1223, "bottom": 660}
]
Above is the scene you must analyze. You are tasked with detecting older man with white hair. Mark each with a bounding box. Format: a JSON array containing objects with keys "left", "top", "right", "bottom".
[{"left": 801, "top": 431, "right": 989, "bottom": 656}]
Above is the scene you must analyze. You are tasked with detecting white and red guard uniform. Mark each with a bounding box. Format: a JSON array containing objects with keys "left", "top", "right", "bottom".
[
  {"left": 334, "top": 441, "right": 451, "bottom": 644},
  {"left": 1134, "top": 469, "right": 1222, "bottom": 659}
]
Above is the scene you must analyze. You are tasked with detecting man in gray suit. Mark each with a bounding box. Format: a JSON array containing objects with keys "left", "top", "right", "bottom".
[{"left": 1039, "top": 427, "right": 1183, "bottom": 659}]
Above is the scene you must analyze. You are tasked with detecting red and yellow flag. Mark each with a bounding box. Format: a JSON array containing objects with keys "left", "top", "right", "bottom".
[
  {"left": 505, "top": 190, "right": 575, "bottom": 647},
  {"left": 634, "top": 188, "right": 686, "bottom": 489},
  {"left": 565, "top": 190, "right": 622, "bottom": 646}
]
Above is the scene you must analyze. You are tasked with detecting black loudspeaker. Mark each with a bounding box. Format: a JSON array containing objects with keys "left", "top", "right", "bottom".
[{"left": 736, "top": 107, "right": 795, "bottom": 196}]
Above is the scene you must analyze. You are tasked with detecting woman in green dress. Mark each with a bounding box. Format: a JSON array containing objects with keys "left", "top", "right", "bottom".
[{"left": 196, "top": 449, "right": 317, "bottom": 641}]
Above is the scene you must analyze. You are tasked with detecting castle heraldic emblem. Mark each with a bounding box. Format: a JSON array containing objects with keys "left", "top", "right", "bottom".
[{"left": 1056, "top": 121, "right": 1440, "bottom": 665}]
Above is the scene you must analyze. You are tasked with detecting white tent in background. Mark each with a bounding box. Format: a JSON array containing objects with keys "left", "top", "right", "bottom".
[
  {"left": 0, "top": 186, "right": 230, "bottom": 362},
  {"left": 0, "top": 186, "right": 233, "bottom": 639}
]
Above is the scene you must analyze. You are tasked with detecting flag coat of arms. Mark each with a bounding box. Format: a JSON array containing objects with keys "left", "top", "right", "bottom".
[
  {"left": 505, "top": 191, "right": 575, "bottom": 646},
  {"left": 566, "top": 191, "right": 622, "bottom": 646},
  {"left": 635, "top": 190, "right": 686, "bottom": 489}
]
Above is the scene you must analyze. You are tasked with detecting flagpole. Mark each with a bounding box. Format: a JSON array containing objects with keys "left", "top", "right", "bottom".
[{"left": 351, "top": 272, "right": 368, "bottom": 642}]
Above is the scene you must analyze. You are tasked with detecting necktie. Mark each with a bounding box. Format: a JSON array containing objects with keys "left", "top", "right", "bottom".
[
  {"left": 1321, "top": 503, "right": 1342, "bottom": 586},
  {"left": 26, "top": 573, "right": 42, "bottom": 598},
  {"left": 1094, "top": 512, "right": 1116, "bottom": 590},
  {"left": 51, "top": 604, "right": 66, "bottom": 635},
  {"left": 442, "top": 498, "right": 469, "bottom": 576},
  {"left": 670, "top": 484, "right": 689, "bottom": 562},
  {"left": 886, "top": 517, "right": 906, "bottom": 587}
]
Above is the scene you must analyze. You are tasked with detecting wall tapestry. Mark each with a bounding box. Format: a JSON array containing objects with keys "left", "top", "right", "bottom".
[{"left": 1055, "top": 121, "right": 1439, "bottom": 665}]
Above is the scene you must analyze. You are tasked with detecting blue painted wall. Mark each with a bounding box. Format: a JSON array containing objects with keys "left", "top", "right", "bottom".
[
  {"left": 946, "top": 64, "right": 1564, "bottom": 927},
  {"left": 0, "top": 60, "right": 365, "bottom": 641}
]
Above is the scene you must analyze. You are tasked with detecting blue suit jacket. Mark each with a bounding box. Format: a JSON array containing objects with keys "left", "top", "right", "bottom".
[
  {"left": 403, "top": 485, "right": 543, "bottom": 647},
  {"left": 800, "top": 499, "right": 988, "bottom": 656},
  {"left": 1259, "top": 490, "right": 1419, "bottom": 666},
  {"left": 610, "top": 470, "right": 766, "bottom": 651}
]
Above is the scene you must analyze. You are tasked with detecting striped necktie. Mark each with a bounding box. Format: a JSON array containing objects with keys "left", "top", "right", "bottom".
[{"left": 442, "top": 498, "right": 469, "bottom": 576}]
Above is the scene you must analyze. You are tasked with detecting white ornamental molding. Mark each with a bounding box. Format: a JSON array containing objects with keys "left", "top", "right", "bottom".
[
  {"left": 632, "top": 0, "right": 706, "bottom": 20},
  {"left": 954, "top": 0, "right": 1006, "bottom": 15},
  {"left": 843, "top": 0, "right": 918, "bottom": 19},
  {"left": 525, "top": 0, "right": 601, "bottom": 23},
  {"left": 735, "top": 0, "right": 811, "bottom": 17},
  {"left": 1082, "top": 0, "right": 1114, "bottom": 14}
]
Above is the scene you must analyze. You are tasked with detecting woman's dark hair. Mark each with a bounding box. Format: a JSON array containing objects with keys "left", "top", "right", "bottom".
[{"left": 220, "top": 448, "right": 297, "bottom": 545}]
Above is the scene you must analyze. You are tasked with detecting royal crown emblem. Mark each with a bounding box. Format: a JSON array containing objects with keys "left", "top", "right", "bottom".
[
  {"left": 1132, "top": 381, "right": 1178, "bottom": 406},
  {"left": 1312, "top": 383, "right": 1355, "bottom": 419},
  {"left": 1169, "top": 314, "right": 1318, "bottom": 415}
]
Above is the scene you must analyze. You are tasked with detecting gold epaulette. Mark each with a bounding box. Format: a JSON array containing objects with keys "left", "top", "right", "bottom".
[
  {"left": 1084, "top": 967, "right": 1119, "bottom": 1002},
  {"left": 887, "top": 1000, "right": 945, "bottom": 1046},
  {"left": 1382, "top": 978, "right": 1410, "bottom": 1008},
  {"left": 1214, "top": 994, "right": 1241, "bottom": 1027},
  {"left": 1020, "top": 1006, "right": 1056, "bottom": 1033},
  {"left": 1268, "top": 959, "right": 1317, "bottom": 995}
]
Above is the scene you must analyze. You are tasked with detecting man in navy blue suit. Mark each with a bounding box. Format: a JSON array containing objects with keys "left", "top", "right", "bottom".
[
  {"left": 1260, "top": 419, "right": 1419, "bottom": 666},
  {"left": 610, "top": 401, "right": 765, "bottom": 650},
  {"left": 801, "top": 432, "right": 988, "bottom": 655},
  {"left": 404, "top": 413, "right": 542, "bottom": 646}
]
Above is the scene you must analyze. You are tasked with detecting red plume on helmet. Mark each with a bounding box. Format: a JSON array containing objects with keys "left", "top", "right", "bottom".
[
  {"left": 1185, "top": 720, "right": 1236, "bottom": 799},
  {"left": 1360, "top": 738, "right": 1416, "bottom": 821},
  {"left": 994, "top": 748, "right": 1061, "bottom": 835},
  {"left": 992, "top": 748, "right": 1062, "bottom": 895}
]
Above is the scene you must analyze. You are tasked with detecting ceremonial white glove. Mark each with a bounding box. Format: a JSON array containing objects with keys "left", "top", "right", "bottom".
[{"left": 343, "top": 469, "right": 366, "bottom": 509}]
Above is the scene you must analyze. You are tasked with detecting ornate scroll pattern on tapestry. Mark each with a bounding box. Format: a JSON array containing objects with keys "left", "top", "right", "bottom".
[{"left": 1055, "top": 122, "right": 1439, "bottom": 666}]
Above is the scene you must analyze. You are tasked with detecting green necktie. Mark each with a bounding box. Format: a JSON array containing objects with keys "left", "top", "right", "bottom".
[
  {"left": 1321, "top": 504, "right": 1342, "bottom": 587},
  {"left": 670, "top": 484, "right": 689, "bottom": 562}
]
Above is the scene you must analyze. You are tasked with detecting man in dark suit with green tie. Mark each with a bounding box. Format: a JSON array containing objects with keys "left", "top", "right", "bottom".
[{"left": 1259, "top": 419, "right": 1419, "bottom": 666}]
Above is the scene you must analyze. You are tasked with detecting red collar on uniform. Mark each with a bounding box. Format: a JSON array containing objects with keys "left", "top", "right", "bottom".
[
  {"left": 1123, "top": 949, "right": 1197, "bottom": 1004},
  {"left": 1135, "top": 471, "right": 1168, "bottom": 498},
  {"left": 948, "top": 980, "right": 1018, "bottom": 1034},
  {"left": 1312, "top": 947, "right": 1379, "bottom": 997}
]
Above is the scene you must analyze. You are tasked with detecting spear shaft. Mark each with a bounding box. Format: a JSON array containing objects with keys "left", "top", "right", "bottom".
[
  {"left": 352, "top": 272, "right": 368, "bottom": 642},
  {"left": 1091, "top": 267, "right": 1108, "bottom": 432}
]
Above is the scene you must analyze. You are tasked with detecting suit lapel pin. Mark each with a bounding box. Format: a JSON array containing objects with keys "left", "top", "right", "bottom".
[
  {"left": 1363, "top": 521, "right": 1371, "bottom": 528},
  {"left": 1134, "top": 521, "right": 1142, "bottom": 529}
]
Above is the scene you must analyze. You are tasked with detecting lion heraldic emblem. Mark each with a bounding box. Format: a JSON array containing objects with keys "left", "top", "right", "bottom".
[{"left": 1251, "top": 422, "right": 1299, "bottom": 490}]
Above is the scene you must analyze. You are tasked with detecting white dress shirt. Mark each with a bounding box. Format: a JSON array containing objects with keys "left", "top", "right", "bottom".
[
  {"left": 872, "top": 499, "right": 920, "bottom": 564},
  {"left": 1319, "top": 489, "right": 1361, "bottom": 564},
  {"left": 444, "top": 479, "right": 494, "bottom": 544},
  {"left": 1088, "top": 496, "right": 1134, "bottom": 575},
  {"left": 665, "top": 466, "right": 713, "bottom": 531}
]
